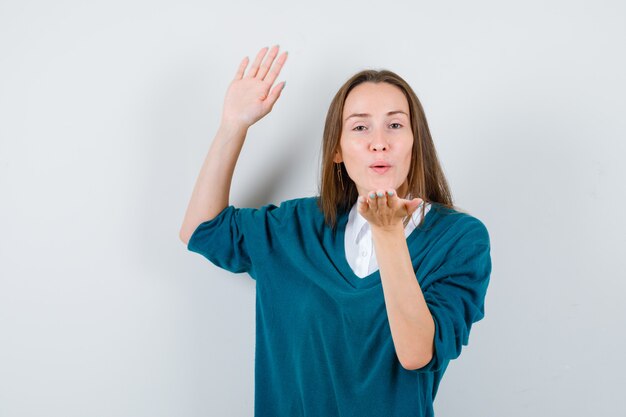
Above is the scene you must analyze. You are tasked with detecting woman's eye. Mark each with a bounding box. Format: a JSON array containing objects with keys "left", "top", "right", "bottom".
[{"left": 352, "top": 123, "right": 402, "bottom": 131}]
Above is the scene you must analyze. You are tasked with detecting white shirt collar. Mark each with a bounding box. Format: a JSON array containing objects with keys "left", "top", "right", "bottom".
[
  {"left": 348, "top": 205, "right": 369, "bottom": 245},
  {"left": 344, "top": 200, "right": 432, "bottom": 278}
]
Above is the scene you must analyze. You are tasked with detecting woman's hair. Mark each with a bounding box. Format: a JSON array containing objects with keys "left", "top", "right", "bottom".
[{"left": 318, "top": 69, "right": 454, "bottom": 229}]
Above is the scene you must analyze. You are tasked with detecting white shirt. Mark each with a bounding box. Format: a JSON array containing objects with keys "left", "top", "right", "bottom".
[{"left": 344, "top": 201, "right": 432, "bottom": 278}]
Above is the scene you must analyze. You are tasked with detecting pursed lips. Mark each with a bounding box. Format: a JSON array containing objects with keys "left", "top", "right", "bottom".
[{"left": 370, "top": 161, "right": 391, "bottom": 174}]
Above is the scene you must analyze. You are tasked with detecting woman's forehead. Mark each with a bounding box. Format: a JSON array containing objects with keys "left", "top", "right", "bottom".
[{"left": 343, "top": 82, "right": 409, "bottom": 116}]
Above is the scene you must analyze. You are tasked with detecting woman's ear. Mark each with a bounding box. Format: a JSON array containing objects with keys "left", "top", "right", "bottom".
[{"left": 333, "top": 149, "right": 343, "bottom": 163}]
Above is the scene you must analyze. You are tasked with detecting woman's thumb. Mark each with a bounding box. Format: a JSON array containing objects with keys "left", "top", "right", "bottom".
[{"left": 405, "top": 198, "right": 422, "bottom": 215}]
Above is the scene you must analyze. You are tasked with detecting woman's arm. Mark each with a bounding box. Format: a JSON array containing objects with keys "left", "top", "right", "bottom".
[
  {"left": 179, "top": 45, "right": 288, "bottom": 245},
  {"left": 359, "top": 191, "right": 435, "bottom": 370},
  {"left": 179, "top": 122, "right": 249, "bottom": 244},
  {"left": 372, "top": 223, "right": 435, "bottom": 371}
]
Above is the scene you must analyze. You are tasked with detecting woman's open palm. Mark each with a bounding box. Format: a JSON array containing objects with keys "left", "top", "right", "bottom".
[{"left": 221, "top": 45, "right": 288, "bottom": 128}]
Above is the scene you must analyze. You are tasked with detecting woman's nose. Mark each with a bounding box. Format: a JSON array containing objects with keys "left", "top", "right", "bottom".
[{"left": 370, "top": 137, "right": 388, "bottom": 152}]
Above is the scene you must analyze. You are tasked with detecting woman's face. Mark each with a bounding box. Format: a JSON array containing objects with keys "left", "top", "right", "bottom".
[{"left": 334, "top": 82, "right": 414, "bottom": 198}]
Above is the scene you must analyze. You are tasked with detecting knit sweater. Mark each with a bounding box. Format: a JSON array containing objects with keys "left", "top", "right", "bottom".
[{"left": 187, "top": 197, "right": 492, "bottom": 417}]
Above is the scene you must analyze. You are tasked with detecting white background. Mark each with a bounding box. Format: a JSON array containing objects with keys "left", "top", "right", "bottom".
[{"left": 1, "top": 0, "right": 625, "bottom": 416}]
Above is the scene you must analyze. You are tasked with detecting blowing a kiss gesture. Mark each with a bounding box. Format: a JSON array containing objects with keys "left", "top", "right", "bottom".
[
  {"left": 181, "top": 45, "right": 438, "bottom": 374},
  {"left": 358, "top": 190, "right": 423, "bottom": 232}
]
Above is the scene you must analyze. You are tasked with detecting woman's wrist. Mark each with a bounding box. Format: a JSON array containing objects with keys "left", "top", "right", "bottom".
[
  {"left": 219, "top": 117, "right": 250, "bottom": 134},
  {"left": 370, "top": 221, "right": 405, "bottom": 237}
]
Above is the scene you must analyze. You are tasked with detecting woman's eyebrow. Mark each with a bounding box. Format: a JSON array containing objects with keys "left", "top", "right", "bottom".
[{"left": 343, "top": 110, "right": 408, "bottom": 122}]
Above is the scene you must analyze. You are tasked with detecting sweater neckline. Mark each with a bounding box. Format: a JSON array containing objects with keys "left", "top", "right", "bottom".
[{"left": 333, "top": 202, "right": 442, "bottom": 290}]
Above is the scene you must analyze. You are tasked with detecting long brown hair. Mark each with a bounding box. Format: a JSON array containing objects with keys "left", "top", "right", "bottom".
[{"left": 318, "top": 69, "right": 454, "bottom": 229}]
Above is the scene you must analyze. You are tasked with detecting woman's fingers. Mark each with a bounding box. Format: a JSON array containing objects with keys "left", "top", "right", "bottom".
[
  {"left": 359, "top": 190, "right": 425, "bottom": 227},
  {"left": 238, "top": 45, "right": 287, "bottom": 103},
  {"left": 244, "top": 46, "right": 270, "bottom": 78},
  {"left": 265, "top": 81, "right": 286, "bottom": 110},
  {"left": 263, "top": 50, "right": 288, "bottom": 86},
  {"left": 357, "top": 196, "right": 369, "bottom": 215},
  {"left": 404, "top": 198, "right": 423, "bottom": 216},
  {"left": 362, "top": 189, "right": 416, "bottom": 214},
  {"left": 376, "top": 190, "right": 389, "bottom": 210},
  {"left": 366, "top": 191, "right": 377, "bottom": 209},
  {"left": 234, "top": 56, "right": 249, "bottom": 80},
  {"left": 256, "top": 45, "right": 280, "bottom": 80},
  {"left": 386, "top": 189, "right": 398, "bottom": 207},
  {"left": 369, "top": 189, "right": 397, "bottom": 210}
]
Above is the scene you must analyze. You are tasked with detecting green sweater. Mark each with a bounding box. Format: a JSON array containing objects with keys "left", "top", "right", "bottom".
[{"left": 187, "top": 197, "right": 491, "bottom": 417}]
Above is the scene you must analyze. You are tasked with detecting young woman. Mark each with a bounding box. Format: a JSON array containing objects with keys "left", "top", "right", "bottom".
[{"left": 180, "top": 45, "right": 491, "bottom": 417}]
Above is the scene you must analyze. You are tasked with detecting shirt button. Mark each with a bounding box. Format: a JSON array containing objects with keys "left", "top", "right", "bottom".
[{"left": 361, "top": 251, "right": 367, "bottom": 257}]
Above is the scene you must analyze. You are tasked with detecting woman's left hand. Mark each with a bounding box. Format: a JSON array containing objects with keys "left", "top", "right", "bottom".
[{"left": 358, "top": 189, "right": 423, "bottom": 231}]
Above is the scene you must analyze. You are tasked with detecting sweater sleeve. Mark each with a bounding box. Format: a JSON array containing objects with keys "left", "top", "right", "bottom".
[
  {"left": 411, "top": 217, "right": 492, "bottom": 373},
  {"left": 187, "top": 205, "right": 253, "bottom": 274},
  {"left": 186, "top": 201, "right": 296, "bottom": 278}
]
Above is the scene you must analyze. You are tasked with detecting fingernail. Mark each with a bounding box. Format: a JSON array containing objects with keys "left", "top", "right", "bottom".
[
  {"left": 369, "top": 192, "right": 376, "bottom": 199},
  {"left": 387, "top": 190, "right": 394, "bottom": 196},
  {"left": 376, "top": 191, "right": 384, "bottom": 198},
  {"left": 358, "top": 197, "right": 364, "bottom": 204}
]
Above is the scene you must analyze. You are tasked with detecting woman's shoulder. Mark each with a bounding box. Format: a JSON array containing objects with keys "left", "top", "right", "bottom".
[
  {"left": 257, "top": 196, "right": 320, "bottom": 215},
  {"left": 427, "top": 202, "right": 490, "bottom": 246},
  {"left": 247, "top": 196, "right": 323, "bottom": 226},
  {"left": 277, "top": 195, "right": 319, "bottom": 209}
]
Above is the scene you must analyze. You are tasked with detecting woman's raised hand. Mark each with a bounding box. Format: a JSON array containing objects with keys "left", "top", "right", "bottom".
[{"left": 221, "top": 45, "right": 288, "bottom": 129}]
